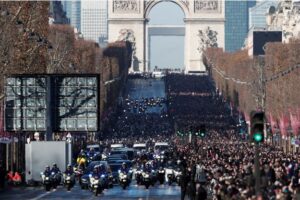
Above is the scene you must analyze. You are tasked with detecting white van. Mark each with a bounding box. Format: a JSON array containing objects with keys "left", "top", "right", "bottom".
[
  {"left": 133, "top": 143, "right": 147, "bottom": 153},
  {"left": 110, "top": 144, "right": 124, "bottom": 150},
  {"left": 154, "top": 142, "right": 169, "bottom": 152}
]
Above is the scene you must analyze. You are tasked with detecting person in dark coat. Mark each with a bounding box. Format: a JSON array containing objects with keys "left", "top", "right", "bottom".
[
  {"left": 180, "top": 166, "right": 190, "bottom": 200},
  {"left": 196, "top": 183, "right": 207, "bottom": 200}
]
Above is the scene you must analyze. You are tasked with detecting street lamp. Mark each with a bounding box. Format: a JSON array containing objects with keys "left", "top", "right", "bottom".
[{"left": 66, "top": 133, "right": 72, "bottom": 165}]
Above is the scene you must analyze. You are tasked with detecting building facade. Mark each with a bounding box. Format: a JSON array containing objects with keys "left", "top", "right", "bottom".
[
  {"left": 266, "top": 0, "right": 300, "bottom": 42},
  {"left": 225, "top": 0, "right": 256, "bottom": 52},
  {"left": 249, "top": 0, "right": 279, "bottom": 29},
  {"left": 61, "top": 1, "right": 81, "bottom": 31},
  {"left": 81, "top": 0, "right": 108, "bottom": 47}
]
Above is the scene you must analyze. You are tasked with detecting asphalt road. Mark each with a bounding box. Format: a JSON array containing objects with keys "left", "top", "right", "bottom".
[
  {"left": 126, "top": 78, "right": 166, "bottom": 99},
  {"left": 125, "top": 78, "right": 167, "bottom": 114},
  {"left": 0, "top": 182, "right": 181, "bottom": 200}
]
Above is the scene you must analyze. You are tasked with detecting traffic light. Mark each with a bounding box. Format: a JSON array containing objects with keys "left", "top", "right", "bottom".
[
  {"left": 195, "top": 125, "right": 206, "bottom": 138},
  {"left": 177, "top": 131, "right": 184, "bottom": 137},
  {"left": 250, "top": 111, "right": 264, "bottom": 143}
]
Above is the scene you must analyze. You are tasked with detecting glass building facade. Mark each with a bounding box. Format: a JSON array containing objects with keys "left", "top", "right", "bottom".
[
  {"left": 61, "top": 1, "right": 81, "bottom": 31},
  {"left": 81, "top": 0, "right": 108, "bottom": 47},
  {"left": 225, "top": 0, "right": 256, "bottom": 52}
]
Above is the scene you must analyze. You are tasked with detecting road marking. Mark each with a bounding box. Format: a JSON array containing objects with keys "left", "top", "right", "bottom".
[{"left": 29, "top": 190, "right": 55, "bottom": 200}]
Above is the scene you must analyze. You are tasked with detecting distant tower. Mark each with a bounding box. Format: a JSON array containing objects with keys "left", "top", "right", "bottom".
[
  {"left": 61, "top": 0, "right": 81, "bottom": 31},
  {"left": 81, "top": 0, "right": 108, "bottom": 47},
  {"left": 225, "top": 0, "right": 256, "bottom": 52}
]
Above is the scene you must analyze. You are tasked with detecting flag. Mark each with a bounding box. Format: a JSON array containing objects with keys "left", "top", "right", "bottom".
[{"left": 290, "top": 109, "right": 300, "bottom": 136}]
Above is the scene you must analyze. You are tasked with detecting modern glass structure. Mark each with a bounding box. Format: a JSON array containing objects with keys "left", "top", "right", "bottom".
[
  {"left": 225, "top": 0, "right": 256, "bottom": 52},
  {"left": 61, "top": 0, "right": 81, "bottom": 31},
  {"left": 81, "top": 0, "right": 108, "bottom": 47},
  {"left": 249, "top": 0, "right": 279, "bottom": 29}
]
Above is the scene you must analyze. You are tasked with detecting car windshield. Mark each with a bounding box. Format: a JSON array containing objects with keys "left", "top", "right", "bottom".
[
  {"left": 134, "top": 147, "right": 146, "bottom": 151},
  {"left": 85, "top": 161, "right": 101, "bottom": 173},
  {"left": 110, "top": 165, "right": 122, "bottom": 172},
  {"left": 155, "top": 146, "right": 169, "bottom": 151}
]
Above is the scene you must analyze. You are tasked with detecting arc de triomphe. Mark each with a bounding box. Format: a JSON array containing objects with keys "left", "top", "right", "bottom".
[{"left": 108, "top": 0, "right": 225, "bottom": 73}]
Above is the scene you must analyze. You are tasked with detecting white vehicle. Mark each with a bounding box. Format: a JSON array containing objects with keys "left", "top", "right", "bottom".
[
  {"left": 133, "top": 143, "right": 147, "bottom": 154},
  {"left": 154, "top": 142, "right": 169, "bottom": 152},
  {"left": 111, "top": 144, "right": 124, "bottom": 150},
  {"left": 152, "top": 71, "right": 165, "bottom": 78},
  {"left": 87, "top": 144, "right": 100, "bottom": 152}
]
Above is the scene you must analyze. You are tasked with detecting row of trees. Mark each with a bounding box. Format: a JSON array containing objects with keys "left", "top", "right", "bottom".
[
  {"left": 203, "top": 39, "right": 300, "bottom": 136},
  {"left": 0, "top": 1, "right": 133, "bottom": 130}
]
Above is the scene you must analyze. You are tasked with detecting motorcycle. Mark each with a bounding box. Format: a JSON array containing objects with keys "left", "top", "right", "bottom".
[
  {"left": 63, "top": 173, "right": 75, "bottom": 191},
  {"left": 119, "top": 171, "right": 129, "bottom": 190},
  {"left": 50, "top": 171, "right": 62, "bottom": 189},
  {"left": 135, "top": 169, "right": 143, "bottom": 185},
  {"left": 157, "top": 167, "right": 165, "bottom": 184},
  {"left": 89, "top": 174, "right": 102, "bottom": 196},
  {"left": 165, "top": 168, "right": 175, "bottom": 185},
  {"left": 41, "top": 172, "right": 52, "bottom": 191},
  {"left": 174, "top": 168, "right": 182, "bottom": 185},
  {"left": 142, "top": 171, "right": 151, "bottom": 189}
]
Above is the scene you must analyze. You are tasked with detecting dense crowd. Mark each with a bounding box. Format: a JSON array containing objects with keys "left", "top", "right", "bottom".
[{"left": 166, "top": 74, "right": 300, "bottom": 200}]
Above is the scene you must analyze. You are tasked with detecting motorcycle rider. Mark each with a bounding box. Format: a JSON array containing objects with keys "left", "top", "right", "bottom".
[
  {"left": 77, "top": 150, "right": 87, "bottom": 169},
  {"left": 119, "top": 162, "right": 129, "bottom": 174},
  {"left": 64, "top": 164, "right": 75, "bottom": 186},
  {"left": 44, "top": 165, "right": 51, "bottom": 176},
  {"left": 98, "top": 164, "right": 107, "bottom": 176},
  {"left": 51, "top": 163, "right": 61, "bottom": 174},
  {"left": 144, "top": 162, "right": 153, "bottom": 173},
  {"left": 88, "top": 147, "right": 95, "bottom": 158},
  {"left": 64, "top": 164, "right": 74, "bottom": 175}
]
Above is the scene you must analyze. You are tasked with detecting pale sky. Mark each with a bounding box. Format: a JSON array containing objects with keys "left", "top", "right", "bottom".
[{"left": 148, "top": 2, "right": 185, "bottom": 70}]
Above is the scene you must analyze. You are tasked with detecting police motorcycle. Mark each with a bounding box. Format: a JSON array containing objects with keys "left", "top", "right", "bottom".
[
  {"left": 63, "top": 164, "right": 75, "bottom": 191},
  {"left": 88, "top": 167, "right": 104, "bottom": 196},
  {"left": 157, "top": 166, "right": 165, "bottom": 184},
  {"left": 50, "top": 163, "right": 62, "bottom": 189},
  {"left": 135, "top": 163, "right": 143, "bottom": 185},
  {"left": 174, "top": 160, "right": 183, "bottom": 185},
  {"left": 165, "top": 161, "right": 175, "bottom": 185},
  {"left": 40, "top": 166, "right": 52, "bottom": 191},
  {"left": 118, "top": 162, "right": 130, "bottom": 190},
  {"left": 142, "top": 163, "right": 155, "bottom": 189}
]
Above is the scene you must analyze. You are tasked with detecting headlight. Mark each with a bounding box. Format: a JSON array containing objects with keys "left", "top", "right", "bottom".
[
  {"left": 101, "top": 174, "right": 105, "bottom": 178},
  {"left": 66, "top": 176, "right": 71, "bottom": 180},
  {"left": 45, "top": 177, "right": 49, "bottom": 180},
  {"left": 51, "top": 172, "right": 55, "bottom": 175},
  {"left": 93, "top": 180, "right": 99, "bottom": 184},
  {"left": 144, "top": 174, "right": 149, "bottom": 178}
]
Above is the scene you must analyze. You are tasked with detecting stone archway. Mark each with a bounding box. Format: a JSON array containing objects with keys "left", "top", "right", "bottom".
[{"left": 108, "top": 0, "right": 225, "bottom": 73}]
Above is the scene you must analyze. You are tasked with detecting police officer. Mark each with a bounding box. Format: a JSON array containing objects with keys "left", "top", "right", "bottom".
[{"left": 51, "top": 163, "right": 60, "bottom": 174}]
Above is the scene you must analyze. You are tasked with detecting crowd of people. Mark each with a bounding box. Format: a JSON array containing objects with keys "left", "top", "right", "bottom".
[
  {"left": 2, "top": 74, "right": 300, "bottom": 200},
  {"left": 165, "top": 74, "right": 300, "bottom": 200}
]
